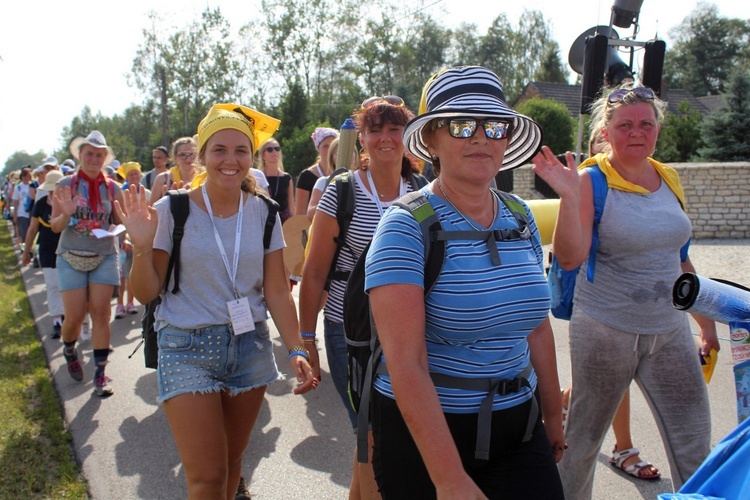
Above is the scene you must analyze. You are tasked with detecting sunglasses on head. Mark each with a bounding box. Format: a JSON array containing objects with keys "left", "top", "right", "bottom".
[
  {"left": 436, "top": 118, "right": 513, "bottom": 140},
  {"left": 607, "top": 87, "right": 656, "bottom": 104},
  {"left": 265, "top": 146, "right": 281, "bottom": 153},
  {"left": 361, "top": 95, "right": 405, "bottom": 109}
]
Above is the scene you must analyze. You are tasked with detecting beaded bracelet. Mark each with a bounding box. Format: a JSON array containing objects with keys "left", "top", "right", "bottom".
[
  {"left": 300, "top": 332, "right": 317, "bottom": 339},
  {"left": 288, "top": 346, "right": 310, "bottom": 361}
]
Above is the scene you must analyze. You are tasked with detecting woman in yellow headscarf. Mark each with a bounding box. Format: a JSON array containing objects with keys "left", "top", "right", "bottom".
[{"left": 118, "top": 104, "right": 316, "bottom": 498}]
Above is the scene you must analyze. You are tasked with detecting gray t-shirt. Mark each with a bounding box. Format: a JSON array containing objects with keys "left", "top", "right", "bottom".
[
  {"left": 153, "top": 193, "right": 285, "bottom": 331},
  {"left": 56, "top": 175, "right": 118, "bottom": 255},
  {"left": 574, "top": 180, "right": 692, "bottom": 334}
]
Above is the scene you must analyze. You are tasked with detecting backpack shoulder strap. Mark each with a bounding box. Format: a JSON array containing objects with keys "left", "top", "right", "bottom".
[
  {"left": 393, "top": 191, "right": 444, "bottom": 295},
  {"left": 255, "top": 192, "right": 279, "bottom": 250},
  {"left": 327, "top": 171, "right": 357, "bottom": 284},
  {"left": 165, "top": 189, "right": 190, "bottom": 294},
  {"left": 582, "top": 164, "right": 608, "bottom": 282},
  {"left": 327, "top": 167, "right": 348, "bottom": 184},
  {"left": 409, "top": 172, "right": 429, "bottom": 190},
  {"left": 492, "top": 189, "right": 530, "bottom": 228}
]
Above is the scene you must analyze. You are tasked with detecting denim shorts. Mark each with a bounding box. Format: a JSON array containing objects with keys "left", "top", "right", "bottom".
[
  {"left": 56, "top": 253, "right": 120, "bottom": 291},
  {"left": 156, "top": 322, "right": 281, "bottom": 403}
]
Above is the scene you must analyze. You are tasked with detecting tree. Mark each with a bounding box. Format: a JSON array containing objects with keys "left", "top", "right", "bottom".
[
  {"left": 130, "top": 11, "right": 171, "bottom": 149},
  {"left": 533, "top": 47, "right": 569, "bottom": 84},
  {"left": 665, "top": 2, "right": 750, "bottom": 96},
  {"left": 2, "top": 151, "right": 46, "bottom": 178},
  {"left": 698, "top": 69, "right": 750, "bottom": 161},
  {"left": 656, "top": 100, "right": 704, "bottom": 162},
  {"left": 515, "top": 98, "right": 575, "bottom": 153},
  {"left": 276, "top": 81, "right": 316, "bottom": 176}
]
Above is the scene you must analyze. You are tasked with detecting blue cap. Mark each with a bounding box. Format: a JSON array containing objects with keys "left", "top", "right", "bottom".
[{"left": 340, "top": 118, "right": 356, "bottom": 130}]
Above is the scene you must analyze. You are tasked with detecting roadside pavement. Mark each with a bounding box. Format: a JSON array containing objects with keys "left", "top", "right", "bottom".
[{"left": 17, "top": 237, "right": 750, "bottom": 499}]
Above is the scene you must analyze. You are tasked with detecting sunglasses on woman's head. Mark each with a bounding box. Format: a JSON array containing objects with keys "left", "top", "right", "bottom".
[
  {"left": 265, "top": 146, "right": 281, "bottom": 153},
  {"left": 607, "top": 87, "right": 656, "bottom": 104},
  {"left": 435, "top": 118, "right": 512, "bottom": 140},
  {"left": 361, "top": 95, "right": 405, "bottom": 109}
]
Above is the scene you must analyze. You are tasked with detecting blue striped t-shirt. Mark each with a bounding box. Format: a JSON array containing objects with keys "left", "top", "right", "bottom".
[{"left": 365, "top": 188, "right": 550, "bottom": 414}]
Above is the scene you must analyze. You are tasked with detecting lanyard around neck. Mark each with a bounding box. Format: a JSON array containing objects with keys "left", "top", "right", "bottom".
[
  {"left": 366, "top": 169, "right": 407, "bottom": 217},
  {"left": 202, "top": 184, "right": 243, "bottom": 298}
]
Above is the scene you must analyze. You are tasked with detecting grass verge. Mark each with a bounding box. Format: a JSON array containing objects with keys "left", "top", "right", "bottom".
[{"left": 0, "top": 225, "right": 88, "bottom": 498}]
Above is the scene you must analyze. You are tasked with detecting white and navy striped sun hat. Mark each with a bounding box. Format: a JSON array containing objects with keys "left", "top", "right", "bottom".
[{"left": 403, "top": 66, "right": 543, "bottom": 171}]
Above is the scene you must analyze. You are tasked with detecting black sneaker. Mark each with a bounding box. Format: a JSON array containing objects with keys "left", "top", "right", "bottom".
[
  {"left": 235, "top": 476, "right": 251, "bottom": 500},
  {"left": 64, "top": 349, "right": 84, "bottom": 382},
  {"left": 32, "top": 254, "right": 40, "bottom": 268},
  {"left": 51, "top": 323, "right": 62, "bottom": 339}
]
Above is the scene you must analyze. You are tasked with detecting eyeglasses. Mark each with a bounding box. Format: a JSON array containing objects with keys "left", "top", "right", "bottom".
[
  {"left": 176, "top": 152, "right": 196, "bottom": 160},
  {"left": 361, "top": 95, "right": 405, "bottom": 109},
  {"left": 265, "top": 146, "right": 281, "bottom": 153},
  {"left": 607, "top": 87, "right": 656, "bottom": 104},
  {"left": 436, "top": 118, "right": 513, "bottom": 140}
]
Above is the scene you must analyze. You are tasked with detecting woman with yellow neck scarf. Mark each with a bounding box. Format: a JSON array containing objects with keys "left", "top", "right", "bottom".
[
  {"left": 149, "top": 136, "right": 202, "bottom": 205},
  {"left": 533, "top": 84, "right": 719, "bottom": 498},
  {"left": 117, "top": 104, "right": 316, "bottom": 498}
]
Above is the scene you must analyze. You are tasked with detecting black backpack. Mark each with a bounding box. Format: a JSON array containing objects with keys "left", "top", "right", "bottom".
[
  {"left": 343, "top": 189, "right": 537, "bottom": 463},
  {"left": 130, "top": 189, "right": 279, "bottom": 369},
  {"left": 326, "top": 170, "right": 428, "bottom": 288}
]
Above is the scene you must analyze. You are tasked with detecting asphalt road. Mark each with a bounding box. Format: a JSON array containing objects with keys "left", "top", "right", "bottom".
[{"left": 18, "top": 238, "right": 750, "bottom": 499}]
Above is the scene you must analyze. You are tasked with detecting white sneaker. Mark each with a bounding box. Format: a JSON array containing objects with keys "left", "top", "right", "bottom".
[{"left": 80, "top": 321, "right": 92, "bottom": 341}]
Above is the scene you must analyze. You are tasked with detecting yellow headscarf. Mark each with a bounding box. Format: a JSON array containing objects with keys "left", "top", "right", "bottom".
[
  {"left": 579, "top": 153, "right": 686, "bottom": 208},
  {"left": 197, "top": 103, "right": 280, "bottom": 155},
  {"left": 117, "top": 161, "right": 141, "bottom": 179}
]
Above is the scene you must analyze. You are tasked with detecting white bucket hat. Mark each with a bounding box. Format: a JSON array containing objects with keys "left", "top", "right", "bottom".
[
  {"left": 39, "top": 156, "right": 59, "bottom": 169},
  {"left": 403, "top": 66, "right": 543, "bottom": 171},
  {"left": 69, "top": 130, "right": 115, "bottom": 165}
]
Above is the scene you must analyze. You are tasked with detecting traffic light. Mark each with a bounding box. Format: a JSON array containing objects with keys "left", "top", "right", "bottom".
[{"left": 642, "top": 40, "right": 666, "bottom": 96}]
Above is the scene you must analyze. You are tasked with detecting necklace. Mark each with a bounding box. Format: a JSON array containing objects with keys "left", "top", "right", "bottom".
[{"left": 437, "top": 177, "right": 496, "bottom": 231}]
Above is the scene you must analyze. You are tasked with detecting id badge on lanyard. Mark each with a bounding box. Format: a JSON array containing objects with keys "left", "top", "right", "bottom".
[{"left": 202, "top": 185, "right": 255, "bottom": 335}]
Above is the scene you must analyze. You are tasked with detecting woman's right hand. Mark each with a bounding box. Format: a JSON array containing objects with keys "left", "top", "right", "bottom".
[
  {"left": 52, "top": 185, "right": 78, "bottom": 217},
  {"left": 531, "top": 146, "right": 581, "bottom": 200},
  {"left": 114, "top": 184, "right": 158, "bottom": 250}
]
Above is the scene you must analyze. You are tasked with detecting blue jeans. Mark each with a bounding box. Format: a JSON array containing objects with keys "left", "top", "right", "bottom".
[{"left": 324, "top": 318, "right": 358, "bottom": 429}]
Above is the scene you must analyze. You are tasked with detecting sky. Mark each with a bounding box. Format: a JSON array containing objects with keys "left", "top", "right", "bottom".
[{"left": 1, "top": 0, "right": 748, "bottom": 167}]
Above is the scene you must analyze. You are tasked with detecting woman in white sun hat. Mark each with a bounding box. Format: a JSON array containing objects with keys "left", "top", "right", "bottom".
[{"left": 51, "top": 130, "right": 124, "bottom": 398}]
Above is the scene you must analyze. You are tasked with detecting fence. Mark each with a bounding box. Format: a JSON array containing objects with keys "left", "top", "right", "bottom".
[{"left": 511, "top": 162, "right": 750, "bottom": 239}]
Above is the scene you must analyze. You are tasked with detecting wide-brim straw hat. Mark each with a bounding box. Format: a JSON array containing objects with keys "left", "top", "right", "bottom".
[
  {"left": 403, "top": 66, "right": 543, "bottom": 171},
  {"left": 69, "top": 130, "right": 115, "bottom": 166},
  {"left": 39, "top": 170, "right": 64, "bottom": 192}
]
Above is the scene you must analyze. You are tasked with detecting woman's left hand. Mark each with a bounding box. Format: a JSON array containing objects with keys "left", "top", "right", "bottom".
[
  {"left": 550, "top": 432, "right": 568, "bottom": 463},
  {"left": 699, "top": 321, "right": 720, "bottom": 354},
  {"left": 289, "top": 356, "right": 317, "bottom": 394}
]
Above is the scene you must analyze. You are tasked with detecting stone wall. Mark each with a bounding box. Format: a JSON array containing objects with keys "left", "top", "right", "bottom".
[{"left": 511, "top": 162, "right": 750, "bottom": 239}]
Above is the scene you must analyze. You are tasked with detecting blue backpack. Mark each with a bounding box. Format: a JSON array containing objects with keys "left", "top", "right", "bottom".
[
  {"left": 547, "top": 165, "right": 608, "bottom": 320},
  {"left": 548, "top": 164, "right": 690, "bottom": 320}
]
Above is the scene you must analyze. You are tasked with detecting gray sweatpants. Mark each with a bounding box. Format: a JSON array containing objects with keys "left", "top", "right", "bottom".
[{"left": 558, "top": 308, "right": 711, "bottom": 499}]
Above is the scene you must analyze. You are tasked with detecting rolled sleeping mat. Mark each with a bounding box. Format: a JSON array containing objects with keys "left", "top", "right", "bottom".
[
  {"left": 524, "top": 199, "right": 560, "bottom": 246},
  {"left": 672, "top": 272, "right": 750, "bottom": 324}
]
